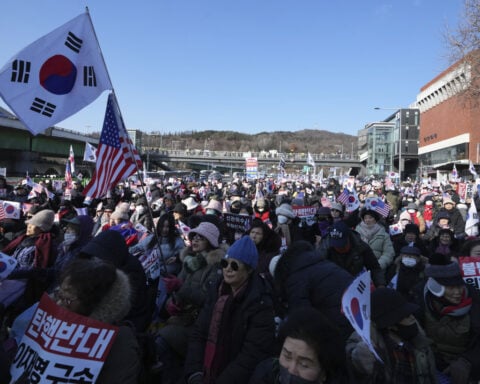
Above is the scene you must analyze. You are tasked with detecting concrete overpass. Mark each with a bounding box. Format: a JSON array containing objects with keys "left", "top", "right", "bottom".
[{"left": 0, "top": 107, "right": 364, "bottom": 178}]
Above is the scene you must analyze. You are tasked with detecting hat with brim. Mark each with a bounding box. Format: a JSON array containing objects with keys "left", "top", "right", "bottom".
[
  {"left": 425, "top": 262, "right": 465, "bottom": 286},
  {"left": 371, "top": 288, "right": 420, "bottom": 328},
  {"left": 182, "top": 196, "right": 199, "bottom": 211}
]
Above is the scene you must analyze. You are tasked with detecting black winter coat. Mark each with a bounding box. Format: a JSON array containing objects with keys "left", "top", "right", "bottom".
[
  {"left": 320, "top": 230, "right": 386, "bottom": 287},
  {"left": 275, "top": 248, "right": 354, "bottom": 340},
  {"left": 184, "top": 274, "right": 276, "bottom": 384}
]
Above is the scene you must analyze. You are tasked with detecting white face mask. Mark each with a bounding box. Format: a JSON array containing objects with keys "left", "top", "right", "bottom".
[
  {"left": 136, "top": 206, "right": 145, "bottom": 214},
  {"left": 277, "top": 215, "right": 288, "bottom": 224},
  {"left": 401, "top": 256, "right": 417, "bottom": 267},
  {"left": 63, "top": 233, "right": 77, "bottom": 246}
]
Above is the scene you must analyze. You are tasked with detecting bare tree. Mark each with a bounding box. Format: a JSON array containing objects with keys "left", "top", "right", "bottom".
[{"left": 444, "top": 0, "right": 480, "bottom": 99}]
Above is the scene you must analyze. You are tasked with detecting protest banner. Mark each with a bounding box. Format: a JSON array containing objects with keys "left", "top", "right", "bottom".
[
  {"left": 10, "top": 293, "right": 119, "bottom": 383},
  {"left": 459, "top": 256, "right": 480, "bottom": 291}
]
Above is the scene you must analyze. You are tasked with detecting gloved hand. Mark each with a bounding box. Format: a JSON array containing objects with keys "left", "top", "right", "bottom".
[
  {"left": 162, "top": 275, "right": 182, "bottom": 293},
  {"left": 166, "top": 299, "right": 182, "bottom": 316},
  {"left": 443, "top": 357, "right": 471, "bottom": 384},
  {"left": 187, "top": 372, "right": 203, "bottom": 384}
]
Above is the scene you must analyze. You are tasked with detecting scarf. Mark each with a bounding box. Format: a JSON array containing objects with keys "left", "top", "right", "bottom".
[
  {"left": 423, "top": 205, "right": 433, "bottom": 221},
  {"left": 434, "top": 244, "right": 451, "bottom": 256},
  {"left": 435, "top": 288, "right": 473, "bottom": 317},
  {"left": 275, "top": 223, "right": 291, "bottom": 247},
  {"left": 2, "top": 232, "right": 53, "bottom": 268},
  {"left": 358, "top": 222, "right": 382, "bottom": 242},
  {"left": 386, "top": 336, "right": 416, "bottom": 384},
  {"left": 203, "top": 280, "right": 247, "bottom": 383},
  {"left": 408, "top": 212, "right": 420, "bottom": 226}
]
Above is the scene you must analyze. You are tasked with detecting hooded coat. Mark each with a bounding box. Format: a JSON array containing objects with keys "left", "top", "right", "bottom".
[
  {"left": 80, "top": 230, "right": 151, "bottom": 331},
  {"left": 274, "top": 241, "right": 354, "bottom": 340}
]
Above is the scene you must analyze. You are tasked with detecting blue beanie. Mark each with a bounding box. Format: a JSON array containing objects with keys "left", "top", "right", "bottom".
[{"left": 225, "top": 236, "right": 259, "bottom": 270}]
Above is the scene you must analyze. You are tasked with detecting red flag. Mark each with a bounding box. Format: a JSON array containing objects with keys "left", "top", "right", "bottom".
[{"left": 83, "top": 93, "right": 142, "bottom": 198}]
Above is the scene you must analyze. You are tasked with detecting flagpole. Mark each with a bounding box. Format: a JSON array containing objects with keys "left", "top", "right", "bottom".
[{"left": 85, "top": 8, "right": 168, "bottom": 274}]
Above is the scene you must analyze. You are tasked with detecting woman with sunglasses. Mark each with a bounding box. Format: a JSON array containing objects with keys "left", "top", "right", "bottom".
[{"left": 184, "top": 235, "right": 276, "bottom": 384}]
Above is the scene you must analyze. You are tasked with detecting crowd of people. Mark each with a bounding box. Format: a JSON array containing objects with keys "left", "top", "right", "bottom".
[{"left": 0, "top": 172, "right": 480, "bottom": 384}]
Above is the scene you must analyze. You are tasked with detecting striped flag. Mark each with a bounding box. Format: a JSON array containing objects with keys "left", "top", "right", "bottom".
[
  {"left": 366, "top": 197, "right": 390, "bottom": 218},
  {"left": 83, "top": 93, "right": 142, "bottom": 198},
  {"left": 65, "top": 160, "right": 72, "bottom": 189},
  {"left": 0, "top": 12, "right": 112, "bottom": 136},
  {"left": 0, "top": 202, "right": 6, "bottom": 220},
  {"left": 69, "top": 145, "right": 75, "bottom": 174},
  {"left": 337, "top": 188, "right": 350, "bottom": 205}
]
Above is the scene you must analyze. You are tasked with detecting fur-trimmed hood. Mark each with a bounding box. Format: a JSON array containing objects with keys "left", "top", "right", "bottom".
[
  {"left": 89, "top": 269, "right": 132, "bottom": 324},
  {"left": 179, "top": 245, "right": 227, "bottom": 265}
]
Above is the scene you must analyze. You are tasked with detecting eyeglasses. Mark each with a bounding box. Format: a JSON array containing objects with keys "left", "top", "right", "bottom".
[
  {"left": 54, "top": 287, "right": 78, "bottom": 307},
  {"left": 220, "top": 259, "right": 240, "bottom": 271},
  {"left": 192, "top": 234, "right": 207, "bottom": 241}
]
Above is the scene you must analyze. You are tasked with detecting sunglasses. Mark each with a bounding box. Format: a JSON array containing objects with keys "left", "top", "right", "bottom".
[{"left": 220, "top": 259, "right": 240, "bottom": 271}]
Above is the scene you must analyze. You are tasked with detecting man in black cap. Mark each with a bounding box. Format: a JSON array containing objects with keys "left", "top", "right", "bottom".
[
  {"left": 387, "top": 246, "right": 428, "bottom": 302},
  {"left": 348, "top": 288, "right": 437, "bottom": 383},
  {"left": 319, "top": 221, "right": 386, "bottom": 288},
  {"left": 414, "top": 261, "right": 480, "bottom": 384}
]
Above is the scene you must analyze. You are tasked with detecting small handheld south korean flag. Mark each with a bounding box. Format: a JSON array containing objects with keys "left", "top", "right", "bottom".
[
  {"left": 341, "top": 270, "right": 383, "bottom": 363},
  {"left": 0, "top": 252, "right": 18, "bottom": 280}
]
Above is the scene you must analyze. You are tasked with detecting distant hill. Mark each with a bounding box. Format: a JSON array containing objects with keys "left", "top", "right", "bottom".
[{"left": 140, "top": 129, "right": 358, "bottom": 156}]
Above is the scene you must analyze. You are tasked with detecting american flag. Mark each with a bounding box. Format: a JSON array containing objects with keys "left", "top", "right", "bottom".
[
  {"left": 369, "top": 198, "right": 390, "bottom": 218},
  {"left": 0, "top": 202, "right": 6, "bottom": 220},
  {"left": 337, "top": 188, "right": 350, "bottom": 205},
  {"left": 83, "top": 93, "right": 142, "bottom": 198},
  {"left": 69, "top": 145, "right": 75, "bottom": 174},
  {"left": 65, "top": 160, "right": 72, "bottom": 189}
]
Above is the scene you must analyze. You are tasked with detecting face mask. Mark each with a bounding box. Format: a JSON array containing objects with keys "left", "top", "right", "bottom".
[
  {"left": 279, "top": 365, "right": 320, "bottom": 384},
  {"left": 63, "top": 233, "right": 77, "bottom": 246},
  {"left": 278, "top": 216, "right": 288, "bottom": 224},
  {"left": 394, "top": 323, "right": 418, "bottom": 341},
  {"left": 136, "top": 206, "right": 145, "bottom": 215},
  {"left": 206, "top": 209, "right": 217, "bottom": 215},
  {"left": 401, "top": 256, "right": 417, "bottom": 268}
]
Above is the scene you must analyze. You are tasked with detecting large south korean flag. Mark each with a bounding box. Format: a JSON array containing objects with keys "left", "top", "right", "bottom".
[{"left": 0, "top": 12, "right": 112, "bottom": 135}]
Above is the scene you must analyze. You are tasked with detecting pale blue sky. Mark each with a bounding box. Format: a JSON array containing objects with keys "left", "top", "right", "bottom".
[{"left": 0, "top": 0, "right": 463, "bottom": 136}]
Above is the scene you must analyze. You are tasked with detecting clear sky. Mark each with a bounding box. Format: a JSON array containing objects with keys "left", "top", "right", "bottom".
[{"left": 0, "top": 0, "right": 464, "bottom": 137}]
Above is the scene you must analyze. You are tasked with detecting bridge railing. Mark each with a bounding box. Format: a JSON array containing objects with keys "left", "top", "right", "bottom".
[{"left": 144, "top": 149, "right": 359, "bottom": 162}]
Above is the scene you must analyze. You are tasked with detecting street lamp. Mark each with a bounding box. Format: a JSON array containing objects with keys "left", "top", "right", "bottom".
[{"left": 374, "top": 107, "right": 403, "bottom": 181}]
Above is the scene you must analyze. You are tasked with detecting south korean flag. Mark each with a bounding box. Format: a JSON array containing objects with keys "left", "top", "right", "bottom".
[{"left": 0, "top": 12, "right": 112, "bottom": 135}]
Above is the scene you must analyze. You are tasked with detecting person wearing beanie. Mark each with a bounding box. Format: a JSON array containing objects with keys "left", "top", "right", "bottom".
[
  {"left": 392, "top": 223, "right": 430, "bottom": 261},
  {"left": 423, "top": 210, "right": 452, "bottom": 242},
  {"left": 184, "top": 236, "right": 275, "bottom": 384},
  {"left": 398, "top": 202, "right": 426, "bottom": 234},
  {"left": 413, "top": 261, "right": 480, "bottom": 384},
  {"left": 0, "top": 209, "right": 58, "bottom": 324},
  {"left": 429, "top": 197, "right": 466, "bottom": 240},
  {"left": 129, "top": 195, "right": 154, "bottom": 232},
  {"left": 330, "top": 201, "right": 344, "bottom": 223},
  {"left": 348, "top": 288, "right": 437, "bottom": 384},
  {"left": 155, "top": 221, "right": 226, "bottom": 382},
  {"left": 254, "top": 197, "right": 273, "bottom": 224},
  {"left": 355, "top": 209, "right": 395, "bottom": 271},
  {"left": 274, "top": 203, "right": 310, "bottom": 249},
  {"left": 427, "top": 228, "right": 460, "bottom": 261},
  {"left": 319, "top": 221, "right": 386, "bottom": 288},
  {"left": 387, "top": 245, "right": 429, "bottom": 303}
]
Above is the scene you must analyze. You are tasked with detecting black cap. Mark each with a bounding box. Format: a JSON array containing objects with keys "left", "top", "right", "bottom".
[{"left": 371, "top": 288, "right": 419, "bottom": 329}]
